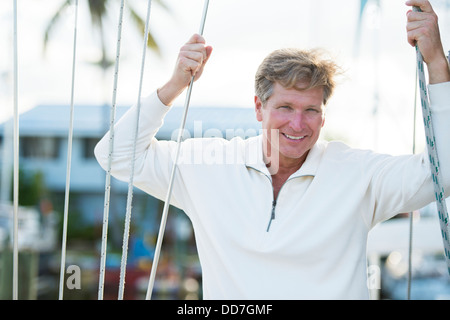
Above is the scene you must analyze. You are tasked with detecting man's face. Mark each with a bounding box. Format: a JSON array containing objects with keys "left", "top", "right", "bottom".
[{"left": 255, "top": 82, "right": 325, "bottom": 170}]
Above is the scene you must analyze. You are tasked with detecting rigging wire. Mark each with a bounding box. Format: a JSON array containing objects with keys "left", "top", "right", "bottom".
[
  {"left": 407, "top": 65, "right": 418, "bottom": 300},
  {"left": 98, "top": 0, "right": 125, "bottom": 300},
  {"left": 12, "top": 0, "right": 19, "bottom": 301},
  {"left": 58, "top": 0, "right": 79, "bottom": 300},
  {"left": 145, "top": 0, "right": 211, "bottom": 300},
  {"left": 118, "top": 0, "right": 153, "bottom": 301}
]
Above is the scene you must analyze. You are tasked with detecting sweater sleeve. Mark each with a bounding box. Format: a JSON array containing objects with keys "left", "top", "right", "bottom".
[
  {"left": 94, "top": 91, "right": 184, "bottom": 208},
  {"left": 368, "top": 82, "right": 450, "bottom": 226}
]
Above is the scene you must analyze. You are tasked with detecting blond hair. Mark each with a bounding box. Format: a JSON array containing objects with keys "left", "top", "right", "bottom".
[{"left": 255, "top": 48, "right": 340, "bottom": 105}]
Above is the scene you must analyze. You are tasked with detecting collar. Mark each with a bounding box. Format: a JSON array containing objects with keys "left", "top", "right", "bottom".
[{"left": 244, "top": 135, "right": 324, "bottom": 179}]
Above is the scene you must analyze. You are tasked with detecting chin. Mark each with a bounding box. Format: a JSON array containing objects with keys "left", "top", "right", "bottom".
[{"left": 280, "top": 149, "right": 308, "bottom": 161}]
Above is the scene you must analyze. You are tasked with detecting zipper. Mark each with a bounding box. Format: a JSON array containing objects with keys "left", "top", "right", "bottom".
[
  {"left": 265, "top": 177, "right": 301, "bottom": 232},
  {"left": 266, "top": 200, "right": 277, "bottom": 232},
  {"left": 247, "top": 166, "right": 304, "bottom": 232}
]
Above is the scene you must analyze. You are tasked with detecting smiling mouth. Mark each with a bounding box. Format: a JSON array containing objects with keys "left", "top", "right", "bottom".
[{"left": 282, "top": 133, "right": 305, "bottom": 141}]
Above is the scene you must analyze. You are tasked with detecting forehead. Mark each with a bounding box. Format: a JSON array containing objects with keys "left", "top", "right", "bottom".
[{"left": 269, "top": 82, "right": 324, "bottom": 106}]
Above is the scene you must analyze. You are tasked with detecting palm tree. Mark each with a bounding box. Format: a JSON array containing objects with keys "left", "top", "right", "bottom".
[
  {"left": 42, "top": 0, "right": 171, "bottom": 250},
  {"left": 43, "top": 0, "right": 170, "bottom": 70}
]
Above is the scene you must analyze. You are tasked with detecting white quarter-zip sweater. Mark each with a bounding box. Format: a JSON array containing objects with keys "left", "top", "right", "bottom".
[{"left": 95, "top": 82, "right": 450, "bottom": 299}]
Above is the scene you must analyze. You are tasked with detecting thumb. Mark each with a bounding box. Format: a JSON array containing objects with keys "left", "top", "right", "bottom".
[{"left": 204, "top": 46, "right": 213, "bottom": 64}]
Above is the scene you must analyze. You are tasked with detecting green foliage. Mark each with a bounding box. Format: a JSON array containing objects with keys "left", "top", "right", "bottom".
[{"left": 10, "top": 169, "right": 48, "bottom": 207}]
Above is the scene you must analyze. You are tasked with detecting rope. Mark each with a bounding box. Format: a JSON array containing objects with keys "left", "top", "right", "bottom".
[
  {"left": 97, "top": 0, "right": 125, "bottom": 300},
  {"left": 407, "top": 65, "right": 418, "bottom": 300},
  {"left": 413, "top": 6, "right": 450, "bottom": 276},
  {"left": 145, "top": 0, "right": 211, "bottom": 300},
  {"left": 118, "top": 0, "right": 153, "bottom": 300},
  {"left": 12, "top": 0, "right": 19, "bottom": 301},
  {"left": 58, "top": 0, "right": 79, "bottom": 300}
]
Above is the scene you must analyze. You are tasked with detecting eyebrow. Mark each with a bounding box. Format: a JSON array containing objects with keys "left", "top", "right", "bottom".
[{"left": 277, "top": 102, "right": 322, "bottom": 109}]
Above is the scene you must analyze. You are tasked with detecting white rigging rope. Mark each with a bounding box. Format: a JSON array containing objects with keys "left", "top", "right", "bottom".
[
  {"left": 98, "top": 0, "right": 125, "bottom": 300},
  {"left": 12, "top": 0, "right": 19, "bottom": 301},
  {"left": 407, "top": 65, "right": 418, "bottom": 300},
  {"left": 118, "top": 0, "right": 153, "bottom": 301},
  {"left": 145, "top": 0, "right": 210, "bottom": 300},
  {"left": 58, "top": 0, "right": 79, "bottom": 300}
]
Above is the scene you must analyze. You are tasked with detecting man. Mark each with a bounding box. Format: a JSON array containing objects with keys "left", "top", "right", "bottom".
[{"left": 95, "top": 0, "right": 450, "bottom": 299}]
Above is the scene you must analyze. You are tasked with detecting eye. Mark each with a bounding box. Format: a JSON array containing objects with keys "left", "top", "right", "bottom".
[
  {"left": 306, "top": 107, "right": 320, "bottom": 113},
  {"left": 278, "top": 105, "right": 292, "bottom": 111}
]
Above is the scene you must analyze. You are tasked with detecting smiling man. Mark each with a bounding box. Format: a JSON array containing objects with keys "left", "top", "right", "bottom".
[
  {"left": 253, "top": 48, "right": 336, "bottom": 198},
  {"left": 95, "top": 0, "right": 450, "bottom": 299}
]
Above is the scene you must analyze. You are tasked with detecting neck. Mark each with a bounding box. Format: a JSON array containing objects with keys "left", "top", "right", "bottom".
[
  {"left": 268, "top": 153, "right": 308, "bottom": 177},
  {"left": 263, "top": 139, "right": 309, "bottom": 177},
  {"left": 266, "top": 151, "right": 309, "bottom": 200}
]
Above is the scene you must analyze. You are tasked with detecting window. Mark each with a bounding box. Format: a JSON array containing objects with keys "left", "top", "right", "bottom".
[
  {"left": 20, "top": 137, "right": 60, "bottom": 159},
  {"left": 82, "top": 137, "right": 100, "bottom": 159}
]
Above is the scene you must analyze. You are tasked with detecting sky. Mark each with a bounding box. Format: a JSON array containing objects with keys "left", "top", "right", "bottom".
[{"left": 0, "top": 0, "right": 449, "bottom": 155}]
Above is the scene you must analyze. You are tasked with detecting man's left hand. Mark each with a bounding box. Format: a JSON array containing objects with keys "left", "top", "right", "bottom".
[{"left": 406, "top": 0, "right": 450, "bottom": 83}]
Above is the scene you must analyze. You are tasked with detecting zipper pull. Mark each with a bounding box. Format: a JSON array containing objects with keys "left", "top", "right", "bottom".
[{"left": 266, "top": 200, "right": 277, "bottom": 232}]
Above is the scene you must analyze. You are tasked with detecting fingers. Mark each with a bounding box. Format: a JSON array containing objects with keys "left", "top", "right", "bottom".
[
  {"left": 205, "top": 46, "right": 213, "bottom": 63},
  {"left": 406, "top": 12, "right": 437, "bottom": 47},
  {"left": 405, "top": 0, "right": 434, "bottom": 13},
  {"left": 158, "top": 35, "right": 212, "bottom": 106},
  {"left": 405, "top": 1, "right": 438, "bottom": 47},
  {"left": 186, "top": 33, "right": 206, "bottom": 45},
  {"left": 183, "top": 34, "right": 209, "bottom": 65},
  {"left": 180, "top": 43, "right": 208, "bottom": 66},
  {"left": 404, "top": 0, "right": 448, "bottom": 83},
  {"left": 178, "top": 34, "right": 212, "bottom": 77}
]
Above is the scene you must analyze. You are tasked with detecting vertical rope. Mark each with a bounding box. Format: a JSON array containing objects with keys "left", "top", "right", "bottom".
[
  {"left": 98, "top": 0, "right": 125, "bottom": 300},
  {"left": 145, "top": 0, "right": 210, "bottom": 300},
  {"left": 407, "top": 65, "right": 418, "bottom": 300},
  {"left": 58, "top": 0, "right": 79, "bottom": 300},
  {"left": 118, "top": 0, "right": 153, "bottom": 300},
  {"left": 413, "top": 6, "right": 450, "bottom": 276},
  {"left": 12, "top": 0, "right": 19, "bottom": 301}
]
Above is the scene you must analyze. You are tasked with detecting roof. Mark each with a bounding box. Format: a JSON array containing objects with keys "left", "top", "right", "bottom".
[{"left": 0, "top": 103, "right": 261, "bottom": 140}]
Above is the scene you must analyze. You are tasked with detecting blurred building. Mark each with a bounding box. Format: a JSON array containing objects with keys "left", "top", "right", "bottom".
[
  {"left": 2, "top": 101, "right": 449, "bottom": 299},
  {"left": 1, "top": 103, "right": 258, "bottom": 219},
  {"left": 0, "top": 101, "right": 260, "bottom": 299}
]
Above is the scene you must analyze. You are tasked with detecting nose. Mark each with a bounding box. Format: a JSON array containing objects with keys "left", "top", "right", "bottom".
[{"left": 289, "top": 111, "right": 305, "bottom": 132}]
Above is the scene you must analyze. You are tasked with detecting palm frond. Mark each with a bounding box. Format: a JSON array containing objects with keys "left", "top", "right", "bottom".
[
  {"left": 87, "top": 0, "right": 108, "bottom": 28},
  {"left": 153, "top": 0, "right": 171, "bottom": 14},
  {"left": 128, "top": 5, "right": 160, "bottom": 55},
  {"left": 43, "top": 0, "right": 72, "bottom": 54},
  {"left": 44, "top": 0, "right": 172, "bottom": 63}
]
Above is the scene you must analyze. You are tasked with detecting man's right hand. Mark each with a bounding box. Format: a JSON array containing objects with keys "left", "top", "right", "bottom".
[{"left": 158, "top": 34, "right": 213, "bottom": 106}]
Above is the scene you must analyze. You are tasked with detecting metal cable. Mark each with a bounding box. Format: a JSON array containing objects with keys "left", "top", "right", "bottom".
[
  {"left": 145, "top": 0, "right": 210, "bottom": 300},
  {"left": 58, "top": 0, "right": 79, "bottom": 300},
  {"left": 118, "top": 0, "right": 153, "bottom": 300},
  {"left": 98, "top": 0, "right": 125, "bottom": 300},
  {"left": 407, "top": 65, "right": 418, "bottom": 300},
  {"left": 12, "top": 0, "right": 19, "bottom": 301}
]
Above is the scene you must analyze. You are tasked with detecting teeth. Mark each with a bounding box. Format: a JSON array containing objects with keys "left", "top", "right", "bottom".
[{"left": 284, "top": 133, "right": 305, "bottom": 140}]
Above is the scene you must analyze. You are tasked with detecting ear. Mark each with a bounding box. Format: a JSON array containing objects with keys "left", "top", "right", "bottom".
[{"left": 254, "top": 96, "right": 263, "bottom": 122}]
